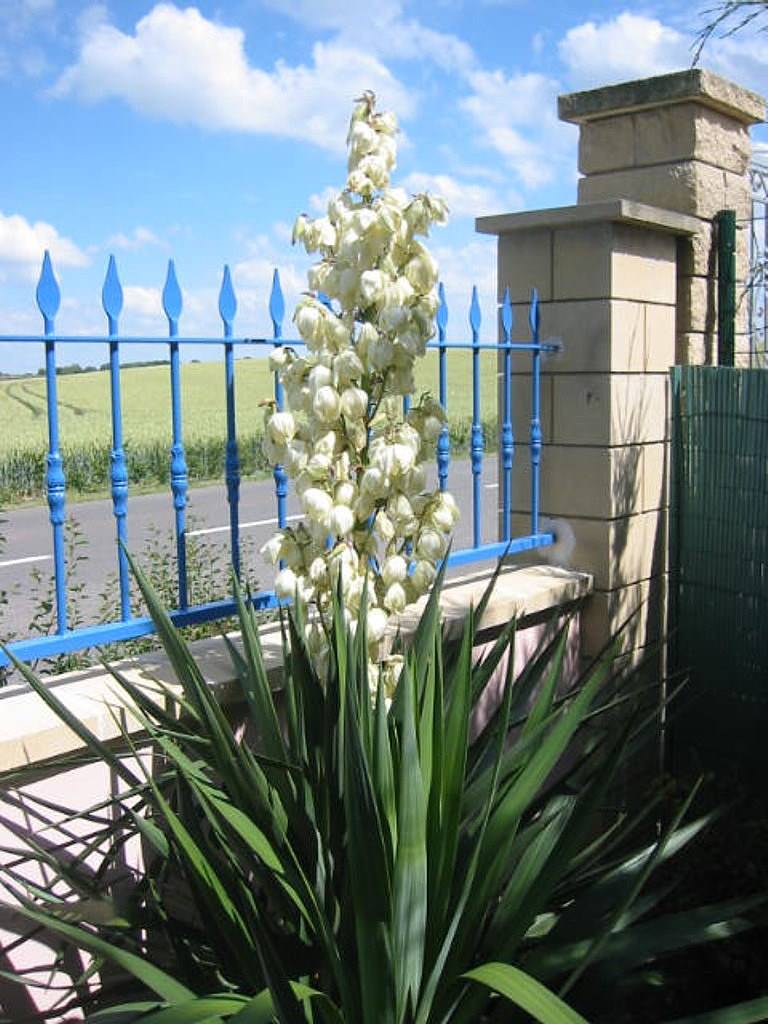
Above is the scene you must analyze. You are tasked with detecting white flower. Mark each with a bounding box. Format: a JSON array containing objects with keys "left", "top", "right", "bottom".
[
  {"left": 335, "top": 480, "right": 357, "bottom": 506},
  {"left": 367, "top": 335, "right": 395, "bottom": 370},
  {"left": 411, "top": 559, "right": 436, "bottom": 594},
  {"left": 260, "top": 534, "right": 283, "bottom": 565},
  {"left": 340, "top": 386, "right": 368, "bottom": 421},
  {"left": 266, "top": 411, "right": 296, "bottom": 446},
  {"left": 275, "top": 567, "right": 298, "bottom": 599},
  {"left": 295, "top": 303, "right": 324, "bottom": 345},
  {"left": 382, "top": 554, "right": 408, "bottom": 587},
  {"left": 329, "top": 504, "right": 355, "bottom": 536},
  {"left": 416, "top": 528, "right": 446, "bottom": 562},
  {"left": 360, "top": 467, "right": 386, "bottom": 497},
  {"left": 333, "top": 349, "right": 364, "bottom": 384},
  {"left": 313, "top": 385, "right": 341, "bottom": 422},
  {"left": 367, "top": 606, "right": 390, "bottom": 644},
  {"left": 430, "top": 492, "right": 460, "bottom": 531},
  {"left": 384, "top": 582, "right": 407, "bottom": 613},
  {"left": 269, "top": 348, "right": 289, "bottom": 371},
  {"left": 404, "top": 246, "right": 438, "bottom": 293},
  {"left": 375, "top": 511, "right": 395, "bottom": 542},
  {"left": 303, "top": 487, "right": 333, "bottom": 524},
  {"left": 360, "top": 269, "right": 386, "bottom": 306},
  {"left": 308, "top": 364, "right": 333, "bottom": 394}
]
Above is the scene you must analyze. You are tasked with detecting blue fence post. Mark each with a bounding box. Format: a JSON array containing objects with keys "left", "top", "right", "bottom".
[
  {"left": 469, "top": 286, "right": 484, "bottom": 548},
  {"left": 529, "top": 288, "right": 542, "bottom": 535},
  {"left": 437, "top": 282, "right": 450, "bottom": 492},
  {"left": 269, "top": 269, "right": 287, "bottom": 530},
  {"left": 500, "top": 286, "right": 515, "bottom": 543},
  {"left": 102, "top": 255, "right": 131, "bottom": 620},
  {"left": 219, "top": 265, "right": 241, "bottom": 578},
  {"left": 36, "top": 251, "right": 68, "bottom": 634},
  {"left": 162, "top": 259, "right": 189, "bottom": 609}
]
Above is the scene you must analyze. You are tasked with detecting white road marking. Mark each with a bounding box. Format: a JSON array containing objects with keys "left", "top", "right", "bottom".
[
  {"left": 0, "top": 554, "right": 52, "bottom": 569},
  {"left": 485, "top": 483, "right": 499, "bottom": 489},
  {"left": 188, "top": 513, "right": 302, "bottom": 538}
]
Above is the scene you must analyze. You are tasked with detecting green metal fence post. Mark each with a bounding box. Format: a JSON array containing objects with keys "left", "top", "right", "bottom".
[{"left": 716, "top": 209, "right": 736, "bottom": 366}]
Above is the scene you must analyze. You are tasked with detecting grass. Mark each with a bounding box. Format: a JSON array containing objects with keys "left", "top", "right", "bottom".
[{"left": 0, "top": 351, "right": 502, "bottom": 504}]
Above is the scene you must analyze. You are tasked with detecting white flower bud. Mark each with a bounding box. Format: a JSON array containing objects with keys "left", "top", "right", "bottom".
[
  {"left": 313, "top": 385, "right": 341, "bottom": 422},
  {"left": 260, "top": 534, "right": 283, "bottom": 565},
  {"left": 295, "top": 304, "right": 324, "bottom": 344},
  {"left": 333, "top": 349, "right": 364, "bottom": 384},
  {"left": 367, "top": 606, "right": 390, "bottom": 644},
  {"left": 303, "top": 487, "right": 333, "bottom": 524},
  {"left": 416, "top": 528, "right": 446, "bottom": 562},
  {"left": 360, "top": 269, "right": 386, "bottom": 306},
  {"left": 382, "top": 554, "right": 408, "bottom": 587},
  {"left": 275, "top": 568, "right": 298, "bottom": 600},
  {"left": 368, "top": 335, "right": 395, "bottom": 370},
  {"left": 360, "top": 467, "right": 385, "bottom": 497},
  {"left": 411, "top": 559, "right": 436, "bottom": 595},
  {"left": 375, "top": 511, "right": 395, "bottom": 542},
  {"left": 329, "top": 504, "right": 355, "bottom": 536},
  {"left": 384, "top": 582, "right": 407, "bottom": 613},
  {"left": 340, "top": 386, "right": 368, "bottom": 421},
  {"left": 335, "top": 481, "right": 357, "bottom": 506},
  {"left": 269, "top": 348, "right": 289, "bottom": 371},
  {"left": 266, "top": 411, "right": 296, "bottom": 446},
  {"left": 308, "top": 364, "right": 333, "bottom": 394},
  {"left": 430, "top": 492, "right": 460, "bottom": 531}
]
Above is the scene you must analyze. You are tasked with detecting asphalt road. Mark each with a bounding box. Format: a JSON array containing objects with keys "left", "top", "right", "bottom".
[{"left": 0, "top": 458, "right": 501, "bottom": 644}]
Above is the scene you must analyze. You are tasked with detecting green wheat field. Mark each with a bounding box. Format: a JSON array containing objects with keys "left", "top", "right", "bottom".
[{"left": 0, "top": 352, "right": 501, "bottom": 504}]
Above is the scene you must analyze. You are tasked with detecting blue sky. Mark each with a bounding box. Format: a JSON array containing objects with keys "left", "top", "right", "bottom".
[{"left": 1, "top": 0, "right": 766, "bottom": 372}]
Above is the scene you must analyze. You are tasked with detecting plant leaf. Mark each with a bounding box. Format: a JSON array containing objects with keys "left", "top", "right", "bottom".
[{"left": 463, "top": 962, "right": 588, "bottom": 1024}]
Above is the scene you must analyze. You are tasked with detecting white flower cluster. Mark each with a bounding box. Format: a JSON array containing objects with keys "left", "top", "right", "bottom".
[{"left": 261, "top": 91, "right": 458, "bottom": 687}]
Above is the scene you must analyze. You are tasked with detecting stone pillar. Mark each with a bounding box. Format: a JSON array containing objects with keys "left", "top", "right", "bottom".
[
  {"left": 558, "top": 69, "right": 765, "bottom": 366},
  {"left": 478, "top": 200, "right": 698, "bottom": 662}
]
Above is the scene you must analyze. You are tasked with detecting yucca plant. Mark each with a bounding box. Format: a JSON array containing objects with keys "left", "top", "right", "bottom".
[{"left": 1, "top": 555, "right": 765, "bottom": 1023}]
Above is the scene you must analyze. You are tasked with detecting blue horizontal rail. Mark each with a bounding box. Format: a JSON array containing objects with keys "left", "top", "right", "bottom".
[{"left": 0, "top": 252, "right": 560, "bottom": 670}]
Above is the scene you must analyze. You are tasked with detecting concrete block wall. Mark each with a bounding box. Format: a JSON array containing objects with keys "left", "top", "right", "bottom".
[{"left": 559, "top": 69, "right": 764, "bottom": 367}]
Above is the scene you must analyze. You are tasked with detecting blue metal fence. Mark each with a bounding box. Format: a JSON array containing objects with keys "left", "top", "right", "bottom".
[{"left": 0, "top": 252, "right": 559, "bottom": 669}]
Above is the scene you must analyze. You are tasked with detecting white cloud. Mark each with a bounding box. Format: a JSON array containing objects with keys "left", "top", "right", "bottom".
[
  {"left": 703, "top": 32, "right": 768, "bottom": 104},
  {"left": 264, "top": 0, "right": 476, "bottom": 74},
  {"left": 123, "top": 285, "right": 162, "bottom": 318},
  {"left": 0, "top": 211, "right": 88, "bottom": 274},
  {"left": 559, "top": 13, "right": 688, "bottom": 88},
  {"left": 106, "top": 226, "right": 163, "bottom": 251},
  {"left": 53, "top": 3, "right": 414, "bottom": 152},
  {"left": 460, "top": 71, "right": 569, "bottom": 189},
  {"left": 401, "top": 172, "right": 516, "bottom": 218}
]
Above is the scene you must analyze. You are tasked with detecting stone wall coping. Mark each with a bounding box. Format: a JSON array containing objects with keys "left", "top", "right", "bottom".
[
  {"left": 476, "top": 199, "right": 700, "bottom": 238},
  {"left": 0, "top": 564, "right": 593, "bottom": 776},
  {"left": 558, "top": 68, "right": 765, "bottom": 127}
]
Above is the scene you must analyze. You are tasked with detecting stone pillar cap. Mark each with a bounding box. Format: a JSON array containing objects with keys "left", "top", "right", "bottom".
[
  {"left": 558, "top": 68, "right": 765, "bottom": 127},
  {"left": 476, "top": 198, "right": 700, "bottom": 237}
]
